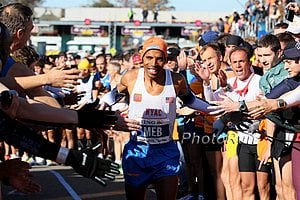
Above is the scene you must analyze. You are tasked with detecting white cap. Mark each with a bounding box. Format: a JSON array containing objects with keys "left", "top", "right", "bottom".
[{"left": 286, "top": 15, "right": 300, "bottom": 34}]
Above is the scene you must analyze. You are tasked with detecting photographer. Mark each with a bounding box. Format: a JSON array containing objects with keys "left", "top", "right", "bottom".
[
  {"left": 285, "top": 2, "right": 300, "bottom": 36},
  {"left": 286, "top": 2, "right": 300, "bottom": 18}
]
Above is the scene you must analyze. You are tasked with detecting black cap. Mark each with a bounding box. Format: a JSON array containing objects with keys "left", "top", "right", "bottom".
[
  {"left": 226, "top": 35, "right": 244, "bottom": 46},
  {"left": 282, "top": 41, "right": 300, "bottom": 60}
]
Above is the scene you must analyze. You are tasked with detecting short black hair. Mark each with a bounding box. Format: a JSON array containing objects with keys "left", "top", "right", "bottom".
[{"left": 257, "top": 34, "right": 281, "bottom": 53}]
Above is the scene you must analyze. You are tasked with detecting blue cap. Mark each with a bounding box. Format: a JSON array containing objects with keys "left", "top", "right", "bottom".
[
  {"left": 283, "top": 41, "right": 300, "bottom": 60},
  {"left": 198, "top": 31, "right": 219, "bottom": 46}
]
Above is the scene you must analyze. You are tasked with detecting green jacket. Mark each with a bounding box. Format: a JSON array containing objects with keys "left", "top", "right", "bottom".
[{"left": 259, "top": 62, "right": 288, "bottom": 95}]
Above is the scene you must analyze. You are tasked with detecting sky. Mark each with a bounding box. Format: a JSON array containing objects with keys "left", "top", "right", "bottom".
[{"left": 42, "top": 0, "right": 247, "bottom": 12}]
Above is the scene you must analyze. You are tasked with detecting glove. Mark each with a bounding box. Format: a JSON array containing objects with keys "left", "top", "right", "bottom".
[
  {"left": 220, "top": 111, "right": 246, "bottom": 125},
  {"left": 235, "top": 118, "right": 254, "bottom": 132},
  {"left": 66, "top": 143, "right": 120, "bottom": 186},
  {"left": 0, "top": 111, "right": 119, "bottom": 187},
  {"left": 219, "top": 111, "right": 253, "bottom": 131},
  {"left": 63, "top": 91, "right": 86, "bottom": 106},
  {"left": 216, "top": 111, "right": 254, "bottom": 132},
  {"left": 76, "top": 99, "right": 118, "bottom": 128}
]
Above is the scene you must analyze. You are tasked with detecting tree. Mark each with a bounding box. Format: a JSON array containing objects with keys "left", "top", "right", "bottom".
[
  {"left": 136, "top": 0, "right": 171, "bottom": 10},
  {"left": 88, "top": 0, "right": 174, "bottom": 10},
  {"left": 114, "top": 0, "right": 136, "bottom": 7},
  {"left": 0, "top": 0, "right": 44, "bottom": 9},
  {"left": 91, "top": 0, "right": 115, "bottom": 7}
]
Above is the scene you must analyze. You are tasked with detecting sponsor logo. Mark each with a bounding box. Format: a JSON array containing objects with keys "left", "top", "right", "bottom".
[
  {"left": 166, "top": 97, "right": 175, "bottom": 103},
  {"left": 133, "top": 93, "right": 142, "bottom": 102},
  {"left": 144, "top": 108, "right": 163, "bottom": 117}
]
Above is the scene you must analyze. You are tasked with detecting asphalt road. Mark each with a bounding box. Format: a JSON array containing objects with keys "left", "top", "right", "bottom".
[{"left": 2, "top": 165, "right": 157, "bottom": 200}]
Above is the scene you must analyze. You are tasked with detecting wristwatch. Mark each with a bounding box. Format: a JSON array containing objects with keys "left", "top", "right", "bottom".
[
  {"left": 277, "top": 99, "right": 287, "bottom": 110},
  {"left": 239, "top": 100, "right": 248, "bottom": 113},
  {"left": 222, "top": 84, "right": 232, "bottom": 92}
]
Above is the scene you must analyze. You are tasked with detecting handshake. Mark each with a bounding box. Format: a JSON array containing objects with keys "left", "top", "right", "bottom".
[
  {"left": 0, "top": 109, "right": 120, "bottom": 187},
  {"left": 0, "top": 89, "right": 140, "bottom": 186},
  {"left": 0, "top": 89, "right": 140, "bottom": 132}
]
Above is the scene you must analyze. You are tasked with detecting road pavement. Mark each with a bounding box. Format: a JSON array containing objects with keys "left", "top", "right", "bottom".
[{"left": 2, "top": 165, "right": 157, "bottom": 200}]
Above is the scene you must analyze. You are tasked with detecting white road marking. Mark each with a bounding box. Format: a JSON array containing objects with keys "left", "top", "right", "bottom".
[{"left": 50, "top": 170, "right": 81, "bottom": 200}]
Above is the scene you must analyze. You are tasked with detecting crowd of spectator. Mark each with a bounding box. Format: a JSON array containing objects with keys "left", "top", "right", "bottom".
[{"left": 1, "top": 1, "right": 300, "bottom": 200}]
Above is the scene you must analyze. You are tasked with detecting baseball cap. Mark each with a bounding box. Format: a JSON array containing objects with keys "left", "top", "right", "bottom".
[
  {"left": 142, "top": 36, "right": 167, "bottom": 58},
  {"left": 198, "top": 31, "right": 219, "bottom": 46},
  {"left": 286, "top": 15, "right": 300, "bottom": 34},
  {"left": 282, "top": 41, "right": 300, "bottom": 60},
  {"left": 78, "top": 58, "right": 92, "bottom": 70}
]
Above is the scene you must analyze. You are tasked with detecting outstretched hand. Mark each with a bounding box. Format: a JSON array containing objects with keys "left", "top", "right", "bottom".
[
  {"left": 286, "top": 2, "right": 300, "bottom": 15},
  {"left": 248, "top": 99, "right": 278, "bottom": 119},
  {"left": 113, "top": 111, "right": 141, "bottom": 132},
  {"left": 194, "top": 61, "right": 210, "bottom": 83},
  {"left": 67, "top": 143, "right": 120, "bottom": 186},
  {"left": 79, "top": 98, "right": 100, "bottom": 110},
  {"left": 64, "top": 91, "right": 86, "bottom": 106},
  {"left": 76, "top": 99, "right": 119, "bottom": 129},
  {"left": 177, "top": 50, "right": 188, "bottom": 70},
  {"left": 0, "top": 159, "right": 41, "bottom": 194},
  {"left": 46, "top": 68, "right": 81, "bottom": 88},
  {"left": 208, "top": 94, "right": 238, "bottom": 116}
]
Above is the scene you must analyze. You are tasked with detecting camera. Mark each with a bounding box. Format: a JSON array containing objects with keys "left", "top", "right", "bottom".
[
  {"left": 184, "top": 49, "right": 196, "bottom": 57},
  {"left": 285, "top": 8, "right": 295, "bottom": 22}
]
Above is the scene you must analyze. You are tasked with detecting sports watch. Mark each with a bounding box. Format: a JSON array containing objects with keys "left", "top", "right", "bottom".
[
  {"left": 222, "top": 84, "right": 232, "bottom": 92},
  {"left": 239, "top": 100, "right": 248, "bottom": 113},
  {"left": 277, "top": 99, "right": 287, "bottom": 110}
]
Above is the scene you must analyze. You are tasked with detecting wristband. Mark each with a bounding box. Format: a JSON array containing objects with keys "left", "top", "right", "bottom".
[{"left": 56, "top": 147, "right": 70, "bottom": 164}]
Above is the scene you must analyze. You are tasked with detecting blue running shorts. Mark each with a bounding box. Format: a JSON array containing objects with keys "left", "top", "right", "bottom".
[{"left": 122, "top": 140, "right": 180, "bottom": 187}]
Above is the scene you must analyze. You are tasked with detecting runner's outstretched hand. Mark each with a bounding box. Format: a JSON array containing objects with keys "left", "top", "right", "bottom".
[{"left": 66, "top": 143, "right": 120, "bottom": 186}]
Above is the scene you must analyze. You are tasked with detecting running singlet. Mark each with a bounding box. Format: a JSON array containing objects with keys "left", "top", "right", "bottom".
[
  {"left": 76, "top": 75, "right": 94, "bottom": 105},
  {"left": 94, "top": 72, "right": 110, "bottom": 89},
  {"left": 128, "top": 68, "right": 176, "bottom": 144}
]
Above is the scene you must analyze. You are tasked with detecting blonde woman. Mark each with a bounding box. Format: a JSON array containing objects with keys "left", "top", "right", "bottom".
[{"left": 107, "top": 61, "right": 129, "bottom": 168}]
